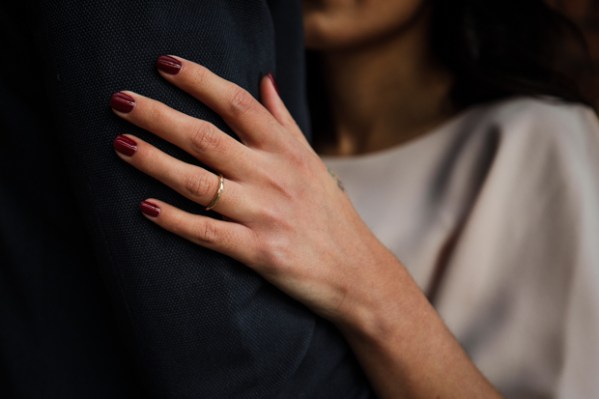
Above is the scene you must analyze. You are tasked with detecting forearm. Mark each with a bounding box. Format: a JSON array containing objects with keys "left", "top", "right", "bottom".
[
  {"left": 101, "top": 46, "right": 498, "bottom": 397},
  {"left": 337, "top": 248, "right": 502, "bottom": 399}
]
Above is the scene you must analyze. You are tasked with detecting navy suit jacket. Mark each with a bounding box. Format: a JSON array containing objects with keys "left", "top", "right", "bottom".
[{"left": 0, "top": 1, "right": 372, "bottom": 397}]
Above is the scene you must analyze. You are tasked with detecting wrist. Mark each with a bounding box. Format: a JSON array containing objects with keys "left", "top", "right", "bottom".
[{"left": 333, "top": 247, "right": 416, "bottom": 344}]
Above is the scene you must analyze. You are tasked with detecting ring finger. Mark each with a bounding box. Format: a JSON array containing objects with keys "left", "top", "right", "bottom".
[{"left": 113, "top": 134, "right": 250, "bottom": 220}]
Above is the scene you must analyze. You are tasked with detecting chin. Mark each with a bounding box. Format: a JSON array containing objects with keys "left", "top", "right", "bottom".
[{"left": 303, "top": 21, "right": 368, "bottom": 51}]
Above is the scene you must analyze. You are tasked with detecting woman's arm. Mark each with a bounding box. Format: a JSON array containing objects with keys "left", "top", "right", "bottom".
[{"left": 110, "top": 55, "right": 501, "bottom": 398}]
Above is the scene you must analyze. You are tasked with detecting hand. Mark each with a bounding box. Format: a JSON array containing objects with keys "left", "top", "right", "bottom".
[
  {"left": 110, "top": 55, "right": 400, "bottom": 326},
  {"left": 110, "top": 56, "right": 501, "bottom": 399}
]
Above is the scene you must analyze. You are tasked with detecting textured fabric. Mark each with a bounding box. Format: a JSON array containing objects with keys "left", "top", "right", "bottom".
[
  {"left": 323, "top": 98, "right": 599, "bottom": 398},
  {"left": 0, "top": 1, "right": 372, "bottom": 398}
]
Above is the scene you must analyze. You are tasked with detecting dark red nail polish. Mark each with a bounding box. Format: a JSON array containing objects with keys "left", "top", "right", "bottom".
[
  {"left": 140, "top": 201, "right": 161, "bottom": 217},
  {"left": 113, "top": 135, "right": 138, "bottom": 156},
  {"left": 156, "top": 55, "right": 182, "bottom": 75},
  {"left": 111, "top": 92, "right": 136, "bottom": 113},
  {"left": 266, "top": 73, "right": 279, "bottom": 95}
]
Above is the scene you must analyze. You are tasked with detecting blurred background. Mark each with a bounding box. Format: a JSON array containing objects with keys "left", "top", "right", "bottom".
[{"left": 550, "top": 0, "right": 599, "bottom": 109}]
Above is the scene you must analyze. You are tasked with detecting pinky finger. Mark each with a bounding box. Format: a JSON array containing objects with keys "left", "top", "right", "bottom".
[
  {"left": 140, "top": 199, "right": 256, "bottom": 264},
  {"left": 260, "top": 75, "right": 309, "bottom": 145}
]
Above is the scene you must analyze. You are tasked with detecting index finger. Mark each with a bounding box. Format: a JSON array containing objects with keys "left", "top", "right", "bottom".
[{"left": 155, "top": 55, "right": 283, "bottom": 149}]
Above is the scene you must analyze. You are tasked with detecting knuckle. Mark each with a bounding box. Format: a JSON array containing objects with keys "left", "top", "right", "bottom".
[
  {"left": 291, "top": 154, "right": 311, "bottom": 174},
  {"left": 192, "top": 65, "right": 210, "bottom": 87},
  {"left": 228, "top": 88, "right": 254, "bottom": 117},
  {"left": 140, "top": 101, "right": 168, "bottom": 126},
  {"left": 146, "top": 101, "right": 168, "bottom": 125},
  {"left": 195, "top": 222, "right": 220, "bottom": 244},
  {"left": 258, "top": 235, "right": 293, "bottom": 274},
  {"left": 184, "top": 172, "right": 213, "bottom": 200},
  {"left": 189, "top": 122, "right": 221, "bottom": 154},
  {"left": 285, "top": 146, "right": 313, "bottom": 170}
]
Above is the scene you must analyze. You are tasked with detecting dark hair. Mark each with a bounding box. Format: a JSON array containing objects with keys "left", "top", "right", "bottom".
[
  {"left": 307, "top": 0, "right": 591, "bottom": 138},
  {"left": 430, "top": 0, "right": 591, "bottom": 108}
]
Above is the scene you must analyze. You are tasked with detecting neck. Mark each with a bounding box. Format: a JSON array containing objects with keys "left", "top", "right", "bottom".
[{"left": 316, "top": 16, "right": 455, "bottom": 156}]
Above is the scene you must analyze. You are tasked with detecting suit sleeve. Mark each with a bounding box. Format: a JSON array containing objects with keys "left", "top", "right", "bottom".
[{"left": 0, "top": 1, "right": 372, "bottom": 397}]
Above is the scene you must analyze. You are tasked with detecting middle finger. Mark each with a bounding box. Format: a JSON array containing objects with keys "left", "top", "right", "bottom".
[{"left": 110, "top": 91, "right": 254, "bottom": 180}]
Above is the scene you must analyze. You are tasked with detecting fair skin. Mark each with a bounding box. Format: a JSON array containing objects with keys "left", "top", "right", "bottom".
[{"left": 110, "top": 1, "right": 502, "bottom": 397}]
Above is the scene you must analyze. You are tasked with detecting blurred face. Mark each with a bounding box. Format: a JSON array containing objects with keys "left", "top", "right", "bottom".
[{"left": 303, "top": 0, "right": 428, "bottom": 50}]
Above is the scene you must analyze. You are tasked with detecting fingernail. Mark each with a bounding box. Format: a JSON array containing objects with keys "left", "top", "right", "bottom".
[
  {"left": 266, "top": 73, "right": 280, "bottom": 95},
  {"left": 156, "top": 55, "right": 182, "bottom": 75},
  {"left": 140, "top": 200, "right": 161, "bottom": 217},
  {"left": 111, "top": 92, "right": 136, "bottom": 113},
  {"left": 113, "top": 135, "right": 138, "bottom": 156}
]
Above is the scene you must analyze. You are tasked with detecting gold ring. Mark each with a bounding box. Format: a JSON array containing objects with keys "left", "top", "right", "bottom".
[{"left": 205, "top": 174, "right": 225, "bottom": 211}]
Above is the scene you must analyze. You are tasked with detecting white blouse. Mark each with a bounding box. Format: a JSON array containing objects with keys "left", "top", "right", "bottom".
[{"left": 322, "top": 98, "right": 599, "bottom": 399}]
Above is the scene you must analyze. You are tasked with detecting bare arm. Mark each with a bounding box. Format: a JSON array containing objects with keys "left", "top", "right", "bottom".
[{"left": 337, "top": 245, "right": 500, "bottom": 398}]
